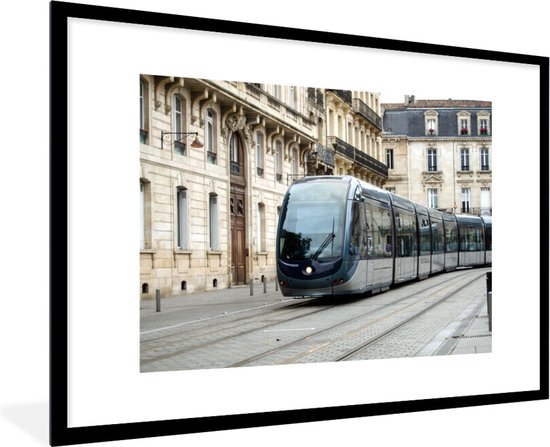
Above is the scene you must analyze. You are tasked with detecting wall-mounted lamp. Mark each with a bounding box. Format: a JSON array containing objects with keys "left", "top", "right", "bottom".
[{"left": 160, "top": 131, "right": 204, "bottom": 150}]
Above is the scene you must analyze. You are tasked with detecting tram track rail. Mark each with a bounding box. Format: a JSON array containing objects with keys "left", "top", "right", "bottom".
[
  {"left": 140, "top": 303, "right": 337, "bottom": 364},
  {"left": 140, "top": 267, "right": 488, "bottom": 370},
  {"left": 334, "top": 272, "right": 486, "bottom": 361},
  {"left": 229, "top": 269, "right": 486, "bottom": 367}
]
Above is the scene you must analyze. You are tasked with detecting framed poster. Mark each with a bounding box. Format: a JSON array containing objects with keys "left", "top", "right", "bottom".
[{"left": 50, "top": 1, "right": 549, "bottom": 445}]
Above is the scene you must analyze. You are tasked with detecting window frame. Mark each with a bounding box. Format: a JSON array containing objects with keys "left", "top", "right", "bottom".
[
  {"left": 424, "top": 110, "right": 438, "bottom": 135},
  {"left": 461, "top": 187, "right": 471, "bottom": 214},
  {"left": 205, "top": 108, "right": 217, "bottom": 164},
  {"left": 290, "top": 146, "right": 299, "bottom": 178},
  {"left": 386, "top": 148, "right": 394, "bottom": 170},
  {"left": 428, "top": 188, "right": 439, "bottom": 209},
  {"left": 172, "top": 94, "right": 186, "bottom": 155},
  {"left": 256, "top": 131, "right": 264, "bottom": 177},
  {"left": 457, "top": 111, "right": 471, "bottom": 136},
  {"left": 139, "top": 78, "right": 149, "bottom": 144},
  {"left": 176, "top": 187, "right": 189, "bottom": 250},
  {"left": 427, "top": 148, "right": 438, "bottom": 172},
  {"left": 275, "top": 140, "right": 283, "bottom": 182},
  {"left": 209, "top": 193, "right": 219, "bottom": 251},
  {"left": 460, "top": 148, "right": 470, "bottom": 171},
  {"left": 257, "top": 202, "right": 266, "bottom": 253},
  {"left": 480, "top": 147, "right": 490, "bottom": 171}
]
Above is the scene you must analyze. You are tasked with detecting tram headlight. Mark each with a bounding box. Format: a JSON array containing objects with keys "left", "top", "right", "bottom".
[{"left": 304, "top": 266, "right": 313, "bottom": 275}]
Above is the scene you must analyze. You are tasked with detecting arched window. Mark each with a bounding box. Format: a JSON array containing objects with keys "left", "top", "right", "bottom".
[
  {"left": 206, "top": 109, "right": 217, "bottom": 164},
  {"left": 291, "top": 146, "right": 299, "bottom": 178},
  {"left": 275, "top": 140, "right": 283, "bottom": 182},
  {"left": 256, "top": 132, "right": 264, "bottom": 177},
  {"left": 173, "top": 94, "right": 186, "bottom": 155},
  {"left": 230, "top": 133, "right": 243, "bottom": 176},
  {"left": 140, "top": 79, "right": 149, "bottom": 144}
]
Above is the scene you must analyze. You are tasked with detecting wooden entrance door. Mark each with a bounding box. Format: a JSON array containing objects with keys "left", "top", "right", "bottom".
[{"left": 230, "top": 184, "right": 246, "bottom": 285}]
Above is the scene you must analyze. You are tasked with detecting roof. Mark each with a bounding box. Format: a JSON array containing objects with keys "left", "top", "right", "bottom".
[{"left": 383, "top": 99, "right": 492, "bottom": 110}]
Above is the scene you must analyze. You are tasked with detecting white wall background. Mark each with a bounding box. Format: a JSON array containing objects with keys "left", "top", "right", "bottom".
[{"left": 0, "top": 1, "right": 548, "bottom": 446}]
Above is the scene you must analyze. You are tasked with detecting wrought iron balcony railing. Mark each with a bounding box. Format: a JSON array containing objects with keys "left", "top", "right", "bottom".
[
  {"left": 327, "top": 136, "right": 388, "bottom": 179},
  {"left": 352, "top": 98, "right": 382, "bottom": 130},
  {"left": 307, "top": 143, "right": 335, "bottom": 168},
  {"left": 326, "top": 89, "right": 352, "bottom": 105}
]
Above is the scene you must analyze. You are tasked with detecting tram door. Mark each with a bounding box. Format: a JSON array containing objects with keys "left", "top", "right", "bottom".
[{"left": 364, "top": 203, "right": 374, "bottom": 288}]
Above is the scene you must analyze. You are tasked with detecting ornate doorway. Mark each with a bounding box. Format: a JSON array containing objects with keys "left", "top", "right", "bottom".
[{"left": 229, "top": 132, "right": 247, "bottom": 285}]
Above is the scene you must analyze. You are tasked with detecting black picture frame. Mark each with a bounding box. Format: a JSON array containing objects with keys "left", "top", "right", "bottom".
[{"left": 50, "top": 1, "right": 549, "bottom": 445}]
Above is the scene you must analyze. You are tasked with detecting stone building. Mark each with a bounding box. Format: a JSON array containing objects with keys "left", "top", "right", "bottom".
[
  {"left": 382, "top": 96, "right": 492, "bottom": 215},
  {"left": 323, "top": 89, "right": 387, "bottom": 185},
  {"left": 139, "top": 76, "right": 387, "bottom": 299}
]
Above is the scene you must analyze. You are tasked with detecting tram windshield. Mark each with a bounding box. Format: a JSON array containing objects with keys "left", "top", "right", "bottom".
[{"left": 279, "top": 181, "right": 348, "bottom": 261}]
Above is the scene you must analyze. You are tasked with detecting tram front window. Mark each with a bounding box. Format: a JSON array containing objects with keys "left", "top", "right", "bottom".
[{"left": 279, "top": 182, "right": 348, "bottom": 262}]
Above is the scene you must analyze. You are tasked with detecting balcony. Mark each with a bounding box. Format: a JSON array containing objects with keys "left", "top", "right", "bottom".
[
  {"left": 328, "top": 136, "right": 388, "bottom": 179},
  {"left": 326, "top": 89, "right": 352, "bottom": 105},
  {"left": 310, "top": 143, "right": 335, "bottom": 168},
  {"left": 307, "top": 88, "right": 325, "bottom": 113},
  {"left": 352, "top": 98, "right": 382, "bottom": 130}
]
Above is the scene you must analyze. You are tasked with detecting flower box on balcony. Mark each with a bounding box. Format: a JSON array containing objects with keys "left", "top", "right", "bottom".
[{"left": 460, "top": 128, "right": 469, "bottom": 135}]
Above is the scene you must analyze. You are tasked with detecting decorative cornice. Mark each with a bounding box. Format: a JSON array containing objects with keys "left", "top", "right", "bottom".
[
  {"left": 409, "top": 136, "right": 492, "bottom": 143},
  {"left": 222, "top": 112, "right": 252, "bottom": 144}
]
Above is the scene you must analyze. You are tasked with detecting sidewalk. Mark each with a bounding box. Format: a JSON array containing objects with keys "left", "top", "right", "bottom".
[
  {"left": 450, "top": 293, "right": 492, "bottom": 355},
  {"left": 140, "top": 281, "right": 285, "bottom": 334}
]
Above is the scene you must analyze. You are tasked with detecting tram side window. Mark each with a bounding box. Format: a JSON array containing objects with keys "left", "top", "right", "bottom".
[
  {"left": 365, "top": 203, "right": 375, "bottom": 258},
  {"left": 395, "top": 211, "right": 417, "bottom": 257},
  {"left": 459, "top": 224, "right": 483, "bottom": 252},
  {"left": 459, "top": 225, "right": 469, "bottom": 251},
  {"left": 431, "top": 219, "right": 444, "bottom": 254},
  {"left": 381, "top": 208, "right": 393, "bottom": 257},
  {"left": 445, "top": 223, "right": 458, "bottom": 253},
  {"left": 368, "top": 203, "right": 383, "bottom": 258},
  {"left": 350, "top": 202, "right": 367, "bottom": 259},
  {"left": 365, "top": 202, "right": 392, "bottom": 258},
  {"left": 419, "top": 216, "right": 431, "bottom": 255}
]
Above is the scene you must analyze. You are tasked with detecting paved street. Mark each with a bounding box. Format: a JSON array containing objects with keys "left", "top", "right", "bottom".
[{"left": 140, "top": 267, "right": 492, "bottom": 372}]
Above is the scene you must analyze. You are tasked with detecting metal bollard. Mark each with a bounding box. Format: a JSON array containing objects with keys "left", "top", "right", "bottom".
[
  {"left": 263, "top": 277, "right": 267, "bottom": 294},
  {"left": 156, "top": 289, "right": 161, "bottom": 312},
  {"left": 250, "top": 279, "right": 254, "bottom": 296},
  {"left": 275, "top": 279, "right": 279, "bottom": 291},
  {"left": 486, "top": 271, "right": 492, "bottom": 294}
]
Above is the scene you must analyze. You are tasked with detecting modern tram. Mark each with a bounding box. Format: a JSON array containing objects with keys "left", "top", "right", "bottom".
[{"left": 276, "top": 176, "right": 492, "bottom": 298}]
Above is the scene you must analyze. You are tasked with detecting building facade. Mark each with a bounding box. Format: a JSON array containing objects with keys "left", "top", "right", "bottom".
[
  {"left": 382, "top": 96, "right": 492, "bottom": 216},
  {"left": 139, "top": 76, "right": 386, "bottom": 299}
]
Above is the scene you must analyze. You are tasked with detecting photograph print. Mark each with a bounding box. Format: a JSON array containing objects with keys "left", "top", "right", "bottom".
[{"left": 139, "top": 76, "right": 493, "bottom": 373}]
